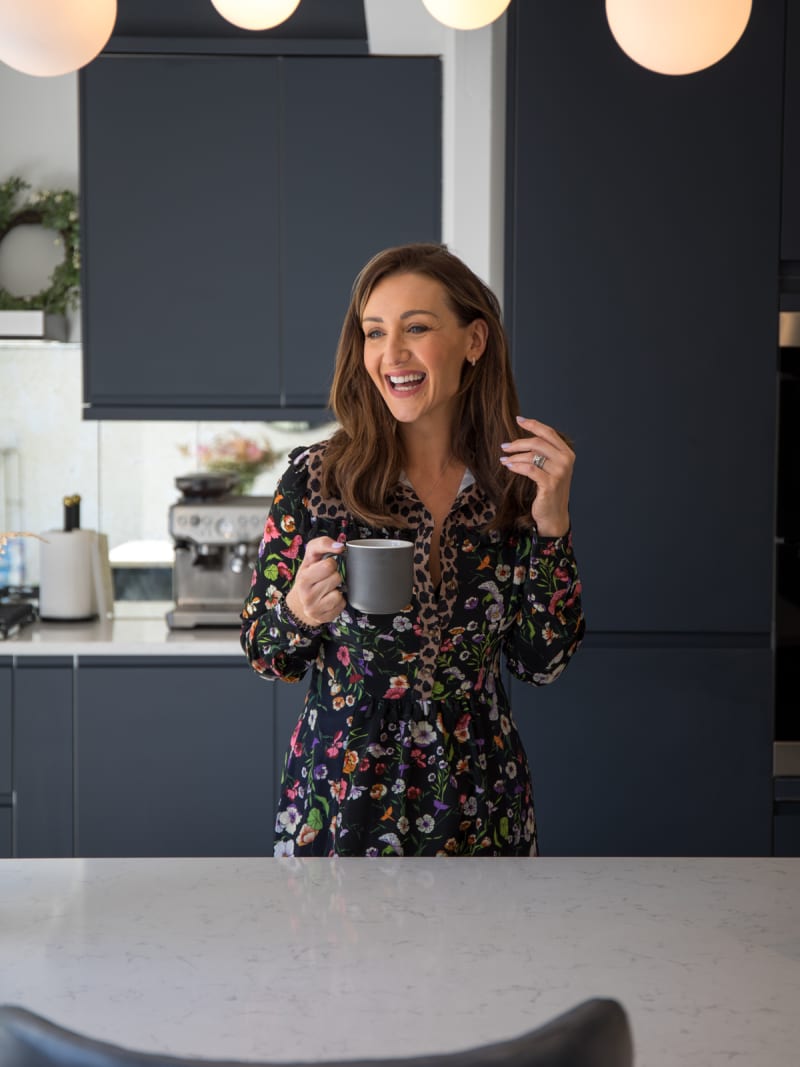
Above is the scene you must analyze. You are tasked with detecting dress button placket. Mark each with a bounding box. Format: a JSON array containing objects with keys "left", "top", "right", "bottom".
[{"left": 411, "top": 502, "right": 436, "bottom": 704}]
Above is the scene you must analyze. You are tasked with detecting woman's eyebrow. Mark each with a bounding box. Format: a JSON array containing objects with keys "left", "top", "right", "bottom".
[{"left": 362, "top": 309, "right": 440, "bottom": 322}]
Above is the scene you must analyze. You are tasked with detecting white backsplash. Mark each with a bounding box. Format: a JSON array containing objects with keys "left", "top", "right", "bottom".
[{"left": 0, "top": 339, "right": 336, "bottom": 587}]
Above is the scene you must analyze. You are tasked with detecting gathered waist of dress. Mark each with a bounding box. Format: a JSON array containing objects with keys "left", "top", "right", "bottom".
[{"left": 309, "top": 687, "right": 510, "bottom": 733}]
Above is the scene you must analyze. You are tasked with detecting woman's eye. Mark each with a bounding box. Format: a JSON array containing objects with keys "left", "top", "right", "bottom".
[
  {"left": 365, "top": 328, "right": 384, "bottom": 340},
  {"left": 407, "top": 324, "right": 429, "bottom": 335}
]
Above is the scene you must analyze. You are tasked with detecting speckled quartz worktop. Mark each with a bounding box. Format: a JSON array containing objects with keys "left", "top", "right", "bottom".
[
  {"left": 0, "top": 857, "right": 798, "bottom": 1066},
  {"left": 1, "top": 602, "right": 241, "bottom": 656}
]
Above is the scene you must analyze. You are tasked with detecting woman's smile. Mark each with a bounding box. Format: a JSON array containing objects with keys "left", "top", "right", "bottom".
[{"left": 386, "top": 370, "right": 427, "bottom": 395}]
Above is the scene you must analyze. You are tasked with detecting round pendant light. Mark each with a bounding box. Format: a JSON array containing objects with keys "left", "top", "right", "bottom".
[
  {"left": 209, "top": 0, "right": 301, "bottom": 31},
  {"left": 0, "top": 0, "right": 117, "bottom": 77},
  {"left": 606, "top": 0, "right": 752, "bottom": 76},
  {"left": 421, "top": 0, "right": 512, "bottom": 32}
]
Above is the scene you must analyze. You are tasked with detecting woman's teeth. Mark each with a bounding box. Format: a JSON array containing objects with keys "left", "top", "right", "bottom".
[{"left": 388, "top": 373, "right": 425, "bottom": 391}]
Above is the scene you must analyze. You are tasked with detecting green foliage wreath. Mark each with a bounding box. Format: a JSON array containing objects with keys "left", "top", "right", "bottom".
[{"left": 0, "top": 176, "right": 80, "bottom": 315}]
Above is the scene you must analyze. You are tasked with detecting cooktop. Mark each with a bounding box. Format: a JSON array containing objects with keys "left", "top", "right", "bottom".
[{"left": 0, "top": 601, "right": 37, "bottom": 640}]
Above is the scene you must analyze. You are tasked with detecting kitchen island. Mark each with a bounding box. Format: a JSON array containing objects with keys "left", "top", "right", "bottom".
[{"left": 1, "top": 857, "right": 798, "bottom": 1066}]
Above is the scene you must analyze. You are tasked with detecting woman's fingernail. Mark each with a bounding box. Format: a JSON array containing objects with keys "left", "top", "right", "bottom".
[
  {"left": 332, "top": 542, "right": 345, "bottom": 551},
  {"left": 516, "top": 415, "right": 526, "bottom": 424},
  {"left": 500, "top": 442, "right": 511, "bottom": 450},
  {"left": 499, "top": 456, "right": 510, "bottom": 465}
]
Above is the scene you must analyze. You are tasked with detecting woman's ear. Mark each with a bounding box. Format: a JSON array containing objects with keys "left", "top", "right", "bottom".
[{"left": 467, "top": 318, "right": 489, "bottom": 364}]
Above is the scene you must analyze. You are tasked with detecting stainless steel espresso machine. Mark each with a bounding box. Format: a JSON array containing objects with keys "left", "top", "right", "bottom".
[{"left": 166, "top": 473, "right": 271, "bottom": 629}]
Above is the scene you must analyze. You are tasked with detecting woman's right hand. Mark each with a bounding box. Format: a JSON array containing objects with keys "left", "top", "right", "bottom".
[{"left": 284, "top": 537, "right": 346, "bottom": 627}]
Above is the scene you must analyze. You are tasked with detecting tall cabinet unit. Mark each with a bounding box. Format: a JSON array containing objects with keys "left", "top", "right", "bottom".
[
  {"left": 504, "top": 1, "right": 784, "bottom": 854},
  {"left": 79, "top": 54, "right": 441, "bottom": 420},
  {"left": 775, "top": 0, "right": 800, "bottom": 853}
]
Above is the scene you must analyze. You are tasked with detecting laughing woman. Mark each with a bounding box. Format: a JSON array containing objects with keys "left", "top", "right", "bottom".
[{"left": 241, "top": 243, "right": 585, "bottom": 857}]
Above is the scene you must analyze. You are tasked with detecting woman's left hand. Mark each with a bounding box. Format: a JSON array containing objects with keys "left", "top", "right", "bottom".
[{"left": 500, "top": 415, "right": 575, "bottom": 537}]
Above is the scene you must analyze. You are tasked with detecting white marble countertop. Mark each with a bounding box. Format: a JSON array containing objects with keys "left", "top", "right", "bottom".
[
  {"left": 0, "top": 602, "right": 242, "bottom": 656},
  {"left": 0, "top": 857, "right": 798, "bottom": 1066}
]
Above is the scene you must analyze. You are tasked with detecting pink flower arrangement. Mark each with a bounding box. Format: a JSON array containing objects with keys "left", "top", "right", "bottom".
[{"left": 181, "top": 432, "right": 275, "bottom": 493}]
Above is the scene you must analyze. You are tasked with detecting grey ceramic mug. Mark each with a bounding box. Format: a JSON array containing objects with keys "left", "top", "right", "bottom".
[{"left": 345, "top": 538, "right": 414, "bottom": 614}]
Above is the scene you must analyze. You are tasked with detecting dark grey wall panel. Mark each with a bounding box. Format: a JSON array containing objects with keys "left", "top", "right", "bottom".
[
  {"left": 511, "top": 646, "right": 773, "bottom": 856},
  {"left": 76, "top": 662, "right": 273, "bottom": 857},
  {"left": 280, "top": 57, "right": 442, "bottom": 405},
  {"left": 14, "top": 663, "right": 74, "bottom": 857},
  {"left": 506, "top": 0, "right": 784, "bottom": 632}
]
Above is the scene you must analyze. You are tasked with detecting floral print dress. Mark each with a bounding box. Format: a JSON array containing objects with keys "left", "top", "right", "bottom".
[{"left": 240, "top": 443, "right": 585, "bottom": 857}]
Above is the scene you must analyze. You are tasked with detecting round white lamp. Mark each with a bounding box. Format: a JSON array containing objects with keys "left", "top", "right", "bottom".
[
  {"left": 606, "top": 0, "right": 752, "bottom": 76},
  {"left": 0, "top": 0, "right": 117, "bottom": 77},
  {"left": 421, "top": 0, "right": 511, "bottom": 32},
  {"left": 209, "top": 0, "right": 301, "bottom": 31}
]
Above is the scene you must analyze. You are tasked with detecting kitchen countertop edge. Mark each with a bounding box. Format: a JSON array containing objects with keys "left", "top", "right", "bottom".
[{"left": 0, "top": 603, "right": 244, "bottom": 656}]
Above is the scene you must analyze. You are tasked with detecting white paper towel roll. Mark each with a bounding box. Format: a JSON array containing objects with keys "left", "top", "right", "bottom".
[{"left": 39, "top": 529, "right": 98, "bottom": 620}]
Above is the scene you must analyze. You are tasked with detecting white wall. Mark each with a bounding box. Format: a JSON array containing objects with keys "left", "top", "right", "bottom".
[
  {"left": 0, "top": 0, "right": 506, "bottom": 585},
  {"left": 364, "top": 0, "right": 506, "bottom": 290}
]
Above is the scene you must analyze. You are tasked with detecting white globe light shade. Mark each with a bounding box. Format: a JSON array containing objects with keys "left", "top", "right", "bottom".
[
  {"left": 209, "top": 0, "right": 301, "bottom": 32},
  {"left": 606, "top": 0, "right": 752, "bottom": 76},
  {"left": 421, "top": 0, "right": 511, "bottom": 32},
  {"left": 0, "top": 0, "right": 116, "bottom": 77}
]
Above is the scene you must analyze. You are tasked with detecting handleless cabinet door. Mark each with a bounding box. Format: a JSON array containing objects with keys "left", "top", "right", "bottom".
[
  {"left": 0, "top": 810, "right": 9, "bottom": 858},
  {"left": 0, "top": 664, "right": 10, "bottom": 797},
  {"left": 76, "top": 659, "right": 273, "bottom": 857},
  {"left": 782, "top": 0, "right": 800, "bottom": 260},
  {"left": 505, "top": 1, "right": 784, "bottom": 632},
  {"left": 280, "top": 57, "right": 442, "bottom": 406},
  {"left": 0, "top": 664, "right": 10, "bottom": 857},
  {"left": 81, "top": 54, "right": 281, "bottom": 414},
  {"left": 511, "top": 645, "right": 773, "bottom": 857},
  {"left": 13, "top": 660, "right": 74, "bottom": 857}
]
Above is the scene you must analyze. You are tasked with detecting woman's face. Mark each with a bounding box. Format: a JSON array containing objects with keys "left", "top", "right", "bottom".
[{"left": 360, "top": 272, "right": 487, "bottom": 430}]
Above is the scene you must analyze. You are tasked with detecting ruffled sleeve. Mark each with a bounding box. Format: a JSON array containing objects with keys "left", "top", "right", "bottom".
[
  {"left": 240, "top": 447, "right": 325, "bottom": 683},
  {"left": 502, "top": 527, "right": 585, "bottom": 686}
]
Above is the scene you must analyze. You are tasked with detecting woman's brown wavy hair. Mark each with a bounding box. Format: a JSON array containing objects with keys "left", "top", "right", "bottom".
[{"left": 322, "top": 242, "right": 537, "bottom": 531}]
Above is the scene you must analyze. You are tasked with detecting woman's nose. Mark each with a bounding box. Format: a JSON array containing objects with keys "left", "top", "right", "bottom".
[{"left": 384, "top": 330, "right": 410, "bottom": 364}]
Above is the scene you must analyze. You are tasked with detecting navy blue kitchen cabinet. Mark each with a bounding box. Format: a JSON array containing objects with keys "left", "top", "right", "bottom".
[
  {"left": 279, "top": 57, "right": 441, "bottom": 407},
  {"left": 0, "top": 661, "right": 11, "bottom": 856},
  {"left": 80, "top": 54, "right": 441, "bottom": 420},
  {"left": 75, "top": 658, "right": 274, "bottom": 857},
  {"left": 505, "top": 0, "right": 784, "bottom": 634},
  {"left": 782, "top": 0, "right": 800, "bottom": 260},
  {"left": 503, "top": 1, "right": 783, "bottom": 856},
  {"left": 12, "top": 659, "right": 74, "bottom": 858},
  {"left": 511, "top": 643, "right": 773, "bottom": 856},
  {"left": 80, "top": 55, "right": 281, "bottom": 418}
]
